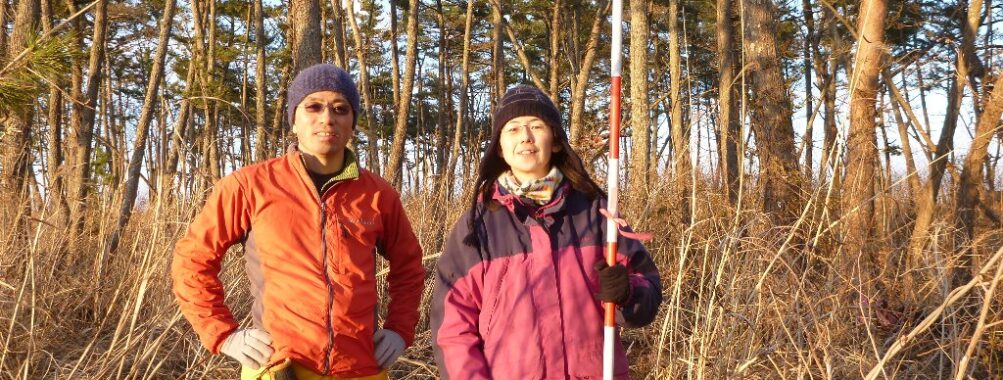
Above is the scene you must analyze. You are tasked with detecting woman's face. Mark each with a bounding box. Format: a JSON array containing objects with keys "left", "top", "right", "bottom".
[
  {"left": 292, "top": 91, "right": 354, "bottom": 160},
  {"left": 498, "top": 116, "right": 561, "bottom": 183}
]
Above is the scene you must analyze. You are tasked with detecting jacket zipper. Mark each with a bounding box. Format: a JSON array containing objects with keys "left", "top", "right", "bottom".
[
  {"left": 318, "top": 180, "right": 351, "bottom": 375},
  {"left": 319, "top": 204, "right": 335, "bottom": 375},
  {"left": 297, "top": 154, "right": 358, "bottom": 375}
]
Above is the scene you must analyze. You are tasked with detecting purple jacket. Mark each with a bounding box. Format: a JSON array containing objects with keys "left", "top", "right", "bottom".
[{"left": 431, "top": 182, "right": 662, "bottom": 379}]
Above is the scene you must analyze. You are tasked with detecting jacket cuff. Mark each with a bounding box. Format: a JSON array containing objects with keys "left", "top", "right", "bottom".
[
  {"left": 381, "top": 324, "right": 414, "bottom": 347},
  {"left": 203, "top": 322, "right": 239, "bottom": 354}
]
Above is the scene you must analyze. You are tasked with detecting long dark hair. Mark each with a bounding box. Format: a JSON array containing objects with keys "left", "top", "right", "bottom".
[{"left": 463, "top": 116, "right": 603, "bottom": 246}]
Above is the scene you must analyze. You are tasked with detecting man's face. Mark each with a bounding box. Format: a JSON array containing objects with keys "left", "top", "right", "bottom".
[
  {"left": 292, "top": 91, "right": 354, "bottom": 160},
  {"left": 498, "top": 116, "right": 560, "bottom": 183}
]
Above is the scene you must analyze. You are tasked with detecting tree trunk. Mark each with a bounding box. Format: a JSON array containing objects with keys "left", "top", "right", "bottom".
[
  {"left": 254, "top": 0, "right": 269, "bottom": 161},
  {"left": 433, "top": 0, "right": 450, "bottom": 187},
  {"left": 842, "top": 0, "right": 885, "bottom": 282},
  {"left": 203, "top": 0, "right": 221, "bottom": 181},
  {"left": 888, "top": 79, "right": 921, "bottom": 199},
  {"left": 955, "top": 71, "right": 1003, "bottom": 284},
  {"left": 883, "top": 69, "right": 933, "bottom": 161},
  {"left": 155, "top": 93, "right": 167, "bottom": 189},
  {"left": 548, "top": 0, "right": 561, "bottom": 104},
  {"left": 40, "top": 0, "right": 66, "bottom": 219},
  {"left": 961, "top": 0, "right": 986, "bottom": 84},
  {"left": 920, "top": 0, "right": 986, "bottom": 199},
  {"left": 271, "top": 66, "right": 291, "bottom": 153},
  {"left": 717, "top": 0, "right": 740, "bottom": 204},
  {"left": 0, "top": 0, "right": 39, "bottom": 217},
  {"left": 628, "top": 0, "right": 651, "bottom": 199},
  {"left": 568, "top": 0, "right": 610, "bottom": 145},
  {"left": 743, "top": 0, "right": 804, "bottom": 224},
  {"left": 441, "top": 0, "right": 474, "bottom": 201},
  {"left": 345, "top": 0, "right": 382, "bottom": 174},
  {"left": 490, "top": 1, "right": 505, "bottom": 117},
  {"left": 384, "top": 0, "right": 419, "bottom": 188},
  {"left": 486, "top": 0, "right": 548, "bottom": 97},
  {"left": 0, "top": 0, "right": 8, "bottom": 60},
  {"left": 666, "top": 0, "right": 689, "bottom": 220},
  {"left": 801, "top": 0, "right": 815, "bottom": 180},
  {"left": 162, "top": 49, "right": 199, "bottom": 202},
  {"left": 819, "top": 6, "right": 839, "bottom": 181},
  {"left": 389, "top": 0, "right": 401, "bottom": 111},
  {"left": 329, "top": 0, "right": 348, "bottom": 69},
  {"left": 878, "top": 94, "right": 893, "bottom": 189},
  {"left": 45, "top": 78, "right": 66, "bottom": 214},
  {"left": 239, "top": 3, "right": 252, "bottom": 166},
  {"left": 107, "top": 0, "right": 176, "bottom": 253},
  {"left": 290, "top": 0, "right": 321, "bottom": 72},
  {"left": 106, "top": 67, "right": 123, "bottom": 186},
  {"left": 909, "top": 55, "right": 968, "bottom": 257},
  {"left": 68, "top": 0, "right": 107, "bottom": 241},
  {"left": 915, "top": 64, "right": 932, "bottom": 135}
]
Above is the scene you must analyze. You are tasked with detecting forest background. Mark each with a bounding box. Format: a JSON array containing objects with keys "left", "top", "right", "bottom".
[{"left": 0, "top": 0, "right": 1002, "bottom": 378}]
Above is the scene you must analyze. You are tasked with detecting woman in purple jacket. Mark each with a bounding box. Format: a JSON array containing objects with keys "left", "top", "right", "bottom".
[{"left": 431, "top": 85, "right": 662, "bottom": 379}]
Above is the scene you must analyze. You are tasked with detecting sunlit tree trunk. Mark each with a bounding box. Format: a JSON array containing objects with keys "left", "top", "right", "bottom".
[
  {"left": 329, "top": 0, "right": 347, "bottom": 68},
  {"left": 490, "top": 1, "right": 505, "bottom": 118},
  {"left": 0, "top": 0, "right": 8, "bottom": 58},
  {"left": 385, "top": 0, "right": 419, "bottom": 188},
  {"left": 433, "top": 0, "right": 451, "bottom": 187},
  {"left": 742, "top": 0, "right": 804, "bottom": 224},
  {"left": 716, "top": 0, "right": 740, "bottom": 204},
  {"left": 68, "top": 0, "right": 108, "bottom": 242},
  {"left": 0, "top": 0, "right": 39, "bottom": 221},
  {"left": 887, "top": 73, "right": 921, "bottom": 199},
  {"left": 955, "top": 70, "right": 1003, "bottom": 284},
  {"left": 801, "top": 0, "right": 816, "bottom": 180},
  {"left": 666, "top": 0, "right": 689, "bottom": 221},
  {"left": 107, "top": 0, "right": 177, "bottom": 253},
  {"left": 569, "top": 0, "right": 609, "bottom": 146},
  {"left": 628, "top": 0, "right": 651, "bottom": 199},
  {"left": 290, "top": 0, "right": 321, "bottom": 71},
  {"left": 345, "top": 0, "right": 381, "bottom": 173},
  {"left": 909, "top": 0, "right": 984, "bottom": 258},
  {"left": 842, "top": 0, "right": 886, "bottom": 283},
  {"left": 548, "top": 0, "right": 561, "bottom": 104},
  {"left": 254, "top": 0, "right": 269, "bottom": 161},
  {"left": 441, "top": 0, "right": 474, "bottom": 201}
]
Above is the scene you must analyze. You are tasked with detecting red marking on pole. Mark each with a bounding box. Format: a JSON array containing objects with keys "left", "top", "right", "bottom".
[
  {"left": 608, "top": 76, "right": 622, "bottom": 157},
  {"left": 605, "top": 75, "right": 623, "bottom": 329},
  {"left": 604, "top": 242, "right": 619, "bottom": 327}
]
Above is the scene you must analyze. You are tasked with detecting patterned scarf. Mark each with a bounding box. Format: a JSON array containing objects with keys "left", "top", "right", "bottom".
[{"left": 497, "top": 167, "right": 565, "bottom": 205}]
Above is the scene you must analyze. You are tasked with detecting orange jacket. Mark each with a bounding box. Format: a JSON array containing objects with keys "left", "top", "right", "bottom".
[{"left": 172, "top": 150, "right": 425, "bottom": 377}]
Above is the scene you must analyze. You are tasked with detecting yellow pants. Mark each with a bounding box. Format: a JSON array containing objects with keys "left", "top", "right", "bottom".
[{"left": 240, "top": 360, "right": 389, "bottom": 380}]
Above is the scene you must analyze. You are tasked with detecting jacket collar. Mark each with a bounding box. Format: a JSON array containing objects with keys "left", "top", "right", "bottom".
[
  {"left": 491, "top": 180, "right": 570, "bottom": 221},
  {"left": 286, "top": 143, "right": 361, "bottom": 199},
  {"left": 287, "top": 143, "right": 360, "bottom": 178}
]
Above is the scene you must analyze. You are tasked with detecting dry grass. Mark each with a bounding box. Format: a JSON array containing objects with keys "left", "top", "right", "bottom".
[{"left": 1, "top": 175, "right": 1001, "bottom": 379}]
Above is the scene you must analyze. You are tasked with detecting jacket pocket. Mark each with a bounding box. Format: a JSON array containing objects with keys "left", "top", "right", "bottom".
[
  {"left": 571, "top": 341, "right": 630, "bottom": 378},
  {"left": 481, "top": 258, "right": 512, "bottom": 338},
  {"left": 484, "top": 336, "right": 544, "bottom": 380}
]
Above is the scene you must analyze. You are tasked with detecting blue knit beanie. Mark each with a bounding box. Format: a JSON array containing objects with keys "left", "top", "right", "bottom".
[{"left": 287, "top": 64, "right": 361, "bottom": 128}]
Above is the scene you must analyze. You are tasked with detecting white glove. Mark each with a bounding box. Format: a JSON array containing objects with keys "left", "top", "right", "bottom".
[
  {"left": 373, "top": 329, "right": 405, "bottom": 368},
  {"left": 219, "top": 328, "right": 274, "bottom": 370}
]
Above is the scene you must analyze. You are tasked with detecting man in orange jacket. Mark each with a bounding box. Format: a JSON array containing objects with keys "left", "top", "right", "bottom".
[{"left": 172, "top": 64, "right": 426, "bottom": 380}]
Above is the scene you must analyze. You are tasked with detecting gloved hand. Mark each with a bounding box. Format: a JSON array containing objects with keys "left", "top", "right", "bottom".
[
  {"left": 219, "top": 328, "right": 274, "bottom": 370},
  {"left": 373, "top": 329, "right": 405, "bottom": 368},
  {"left": 594, "top": 261, "right": 631, "bottom": 305}
]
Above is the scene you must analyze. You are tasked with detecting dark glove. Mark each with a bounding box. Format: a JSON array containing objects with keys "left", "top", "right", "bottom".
[{"left": 594, "top": 261, "right": 631, "bottom": 305}]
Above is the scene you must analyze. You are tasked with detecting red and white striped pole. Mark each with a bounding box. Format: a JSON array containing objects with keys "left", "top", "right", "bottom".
[{"left": 603, "top": 0, "right": 624, "bottom": 379}]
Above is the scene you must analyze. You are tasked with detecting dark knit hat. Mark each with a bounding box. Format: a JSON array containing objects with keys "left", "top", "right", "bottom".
[
  {"left": 287, "top": 63, "right": 361, "bottom": 128},
  {"left": 493, "top": 85, "right": 563, "bottom": 136}
]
